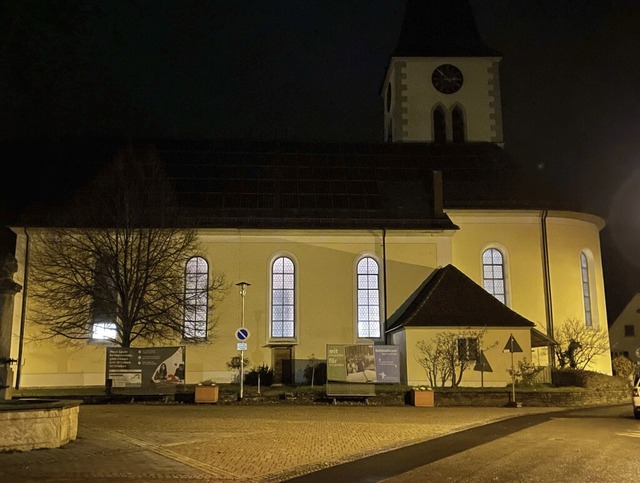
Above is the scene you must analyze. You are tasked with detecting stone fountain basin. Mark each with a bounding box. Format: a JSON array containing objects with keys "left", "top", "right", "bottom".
[{"left": 0, "top": 398, "right": 81, "bottom": 452}]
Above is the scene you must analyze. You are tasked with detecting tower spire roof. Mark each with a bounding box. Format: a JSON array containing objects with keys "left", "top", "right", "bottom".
[{"left": 393, "top": 0, "right": 500, "bottom": 57}]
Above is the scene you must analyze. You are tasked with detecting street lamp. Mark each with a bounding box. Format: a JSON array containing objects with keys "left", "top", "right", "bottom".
[{"left": 236, "top": 282, "right": 250, "bottom": 400}]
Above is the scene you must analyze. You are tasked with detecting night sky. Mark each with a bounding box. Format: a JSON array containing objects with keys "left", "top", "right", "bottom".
[{"left": 2, "top": 0, "right": 640, "bottom": 321}]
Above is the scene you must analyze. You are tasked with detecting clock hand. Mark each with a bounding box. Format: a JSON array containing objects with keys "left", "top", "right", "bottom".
[{"left": 437, "top": 68, "right": 450, "bottom": 81}]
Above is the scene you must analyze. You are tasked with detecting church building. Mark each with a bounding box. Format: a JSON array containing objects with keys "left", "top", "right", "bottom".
[{"left": 4, "top": 0, "right": 612, "bottom": 390}]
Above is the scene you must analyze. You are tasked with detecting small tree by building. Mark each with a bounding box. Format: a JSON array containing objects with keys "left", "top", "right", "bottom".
[
  {"left": 226, "top": 355, "right": 250, "bottom": 383},
  {"left": 555, "top": 317, "right": 609, "bottom": 370},
  {"left": 416, "top": 329, "right": 485, "bottom": 387}
]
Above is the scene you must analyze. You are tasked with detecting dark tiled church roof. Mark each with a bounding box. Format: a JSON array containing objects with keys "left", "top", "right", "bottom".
[
  {"left": 12, "top": 138, "right": 566, "bottom": 229},
  {"left": 393, "top": 0, "right": 501, "bottom": 57},
  {"left": 386, "top": 264, "right": 535, "bottom": 332}
]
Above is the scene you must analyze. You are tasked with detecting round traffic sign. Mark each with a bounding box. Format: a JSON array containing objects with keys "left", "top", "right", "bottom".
[{"left": 235, "top": 328, "right": 250, "bottom": 341}]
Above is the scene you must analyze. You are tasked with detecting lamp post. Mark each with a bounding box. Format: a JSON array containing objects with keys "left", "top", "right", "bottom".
[{"left": 236, "top": 282, "right": 250, "bottom": 400}]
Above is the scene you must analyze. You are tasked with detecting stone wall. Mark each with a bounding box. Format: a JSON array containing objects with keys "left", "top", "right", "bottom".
[{"left": 0, "top": 400, "right": 81, "bottom": 452}]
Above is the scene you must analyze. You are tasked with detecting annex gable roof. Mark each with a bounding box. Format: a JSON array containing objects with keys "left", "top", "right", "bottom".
[{"left": 386, "top": 264, "right": 535, "bottom": 333}]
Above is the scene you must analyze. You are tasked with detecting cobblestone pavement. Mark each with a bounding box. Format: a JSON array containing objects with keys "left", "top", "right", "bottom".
[{"left": 0, "top": 403, "right": 563, "bottom": 482}]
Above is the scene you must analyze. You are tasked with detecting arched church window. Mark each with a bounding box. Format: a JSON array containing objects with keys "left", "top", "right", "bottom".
[
  {"left": 184, "top": 256, "right": 209, "bottom": 339},
  {"left": 580, "top": 252, "right": 593, "bottom": 327},
  {"left": 433, "top": 106, "right": 446, "bottom": 143},
  {"left": 271, "top": 256, "right": 295, "bottom": 338},
  {"left": 452, "top": 106, "right": 465, "bottom": 143},
  {"left": 356, "top": 257, "right": 381, "bottom": 338},
  {"left": 482, "top": 248, "right": 506, "bottom": 304}
]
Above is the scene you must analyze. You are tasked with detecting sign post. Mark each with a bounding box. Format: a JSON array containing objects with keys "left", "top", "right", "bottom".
[
  {"left": 503, "top": 334, "right": 523, "bottom": 407},
  {"left": 235, "top": 282, "right": 250, "bottom": 400}
]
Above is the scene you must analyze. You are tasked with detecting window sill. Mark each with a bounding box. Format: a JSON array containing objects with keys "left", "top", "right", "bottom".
[
  {"left": 181, "top": 338, "right": 209, "bottom": 344},
  {"left": 265, "top": 340, "right": 297, "bottom": 347}
]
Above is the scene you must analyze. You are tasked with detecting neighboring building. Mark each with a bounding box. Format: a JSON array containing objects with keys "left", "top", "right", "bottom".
[
  {"left": 4, "top": 0, "right": 612, "bottom": 389},
  {"left": 609, "top": 293, "right": 640, "bottom": 365}
]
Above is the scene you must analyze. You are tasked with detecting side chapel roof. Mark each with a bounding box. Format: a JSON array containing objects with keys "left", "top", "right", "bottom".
[{"left": 386, "top": 264, "right": 536, "bottom": 333}]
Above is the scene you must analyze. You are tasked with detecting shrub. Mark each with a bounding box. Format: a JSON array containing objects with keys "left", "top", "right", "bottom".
[
  {"left": 244, "top": 364, "right": 274, "bottom": 386},
  {"left": 612, "top": 355, "right": 635, "bottom": 382},
  {"left": 507, "top": 358, "right": 544, "bottom": 386},
  {"left": 303, "top": 361, "right": 327, "bottom": 385},
  {"left": 226, "top": 355, "right": 251, "bottom": 383},
  {"left": 552, "top": 368, "right": 628, "bottom": 390}
]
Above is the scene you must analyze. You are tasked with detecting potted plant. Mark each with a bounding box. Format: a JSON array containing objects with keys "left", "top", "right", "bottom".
[
  {"left": 410, "top": 386, "right": 434, "bottom": 407},
  {"left": 195, "top": 380, "right": 219, "bottom": 404}
]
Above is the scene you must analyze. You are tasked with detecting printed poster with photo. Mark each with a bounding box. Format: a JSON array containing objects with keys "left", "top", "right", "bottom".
[
  {"left": 326, "top": 344, "right": 399, "bottom": 384},
  {"left": 106, "top": 346, "right": 185, "bottom": 394}
]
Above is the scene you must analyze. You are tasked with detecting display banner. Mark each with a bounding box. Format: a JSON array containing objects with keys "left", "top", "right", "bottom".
[
  {"left": 106, "top": 346, "right": 185, "bottom": 394},
  {"left": 326, "top": 344, "right": 399, "bottom": 383}
]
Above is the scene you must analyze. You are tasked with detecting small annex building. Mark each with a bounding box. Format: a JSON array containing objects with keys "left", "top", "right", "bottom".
[{"left": 386, "top": 264, "right": 553, "bottom": 386}]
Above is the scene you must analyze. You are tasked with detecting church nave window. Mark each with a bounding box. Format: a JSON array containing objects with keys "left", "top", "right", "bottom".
[
  {"left": 271, "top": 256, "right": 296, "bottom": 338},
  {"left": 356, "top": 257, "right": 381, "bottom": 339},
  {"left": 482, "top": 248, "right": 506, "bottom": 304},
  {"left": 580, "top": 252, "right": 593, "bottom": 327}
]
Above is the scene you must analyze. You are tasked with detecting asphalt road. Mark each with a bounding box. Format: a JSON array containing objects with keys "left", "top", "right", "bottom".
[{"left": 291, "top": 405, "right": 639, "bottom": 483}]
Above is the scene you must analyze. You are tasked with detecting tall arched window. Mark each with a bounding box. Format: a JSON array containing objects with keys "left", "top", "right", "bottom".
[
  {"left": 272, "top": 256, "right": 295, "bottom": 338},
  {"left": 580, "top": 252, "right": 593, "bottom": 327},
  {"left": 433, "top": 106, "right": 446, "bottom": 143},
  {"left": 184, "top": 256, "right": 208, "bottom": 339},
  {"left": 357, "top": 257, "right": 381, "bottom": 338},
  {"left": 482, "top": 248, "right": 506, "bottom": 304},
  {"left": 452, "top": 106, "right": 465, "bottom": 142},
  {"left": 91, "top": 259, "right": 118, "bottom": 341}
]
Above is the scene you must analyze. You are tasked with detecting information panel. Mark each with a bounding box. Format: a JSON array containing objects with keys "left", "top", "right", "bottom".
[
  {"left": 106, "top": 346, "right": 185, "bottom": 394},
  {"left": 326, "top": 344, "right": 400, "bottom": 384}
]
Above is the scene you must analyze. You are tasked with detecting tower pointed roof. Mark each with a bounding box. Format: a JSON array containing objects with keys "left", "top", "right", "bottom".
[{"left": 393, "top": 0, "right": 500, "bottom": 57}]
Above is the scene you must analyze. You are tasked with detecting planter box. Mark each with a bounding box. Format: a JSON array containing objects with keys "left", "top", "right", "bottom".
[
  {"left": 195, "top": 385, "right": 219, "bottom": 404},
  {"left": 411, "top": 390, "right": 434, "bottom": 407}
]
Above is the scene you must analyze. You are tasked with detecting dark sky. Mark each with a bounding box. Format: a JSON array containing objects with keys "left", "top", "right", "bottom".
[{"left": 2, "top": 0, "right": 640, "bottom": 321}]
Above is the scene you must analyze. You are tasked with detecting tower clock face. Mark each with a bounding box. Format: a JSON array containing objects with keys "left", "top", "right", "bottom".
[{"left": 431, "top": 64, "right": 464, "bottom": 94}]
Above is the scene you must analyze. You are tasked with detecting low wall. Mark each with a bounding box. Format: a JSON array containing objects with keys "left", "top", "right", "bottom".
[
  {"left": 434, "top": 389, "right": 631, "bottom": 407},
  {"left": 0, "top": 399, "right": 81, "bottom": 452}
]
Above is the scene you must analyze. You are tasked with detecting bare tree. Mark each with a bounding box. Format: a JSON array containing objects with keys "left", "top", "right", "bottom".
[
  {"left": 555, "top": 317, "right": 609, "bottom": 370},
  {"left": 28, "top": 146, "right": 228, "bottom": 347},
  {"left": 416, "top": 329, "right": 485, "bottom": 387}
]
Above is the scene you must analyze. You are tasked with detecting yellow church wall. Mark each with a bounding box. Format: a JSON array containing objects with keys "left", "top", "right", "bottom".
[
  {"left": 10, "top": 228, "right": 454, "bottom": 387},
  {"left": 9, "top": 211, "right": 612, "bottom": 388},
  {"left": 448, "top": 209, "right": 612, "bottom": 375},
  {"left": 545, "top": 214, "right": 612, "bottom": 374},
  {"left": 401, "top": 327, "right": 532, "bottom": 387},
  {"left": 448, "top": 210, "right": 548, "bottom": 329}
]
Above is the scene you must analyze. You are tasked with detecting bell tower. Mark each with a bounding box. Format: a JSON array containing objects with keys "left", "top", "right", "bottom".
[{"left": 382, "top": 0, "right": 503, "bottom": 145}]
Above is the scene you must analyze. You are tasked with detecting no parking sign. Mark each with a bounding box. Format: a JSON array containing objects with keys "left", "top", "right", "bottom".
[{"left": 235, "top": 327, "right": 250, "bottom": 341}]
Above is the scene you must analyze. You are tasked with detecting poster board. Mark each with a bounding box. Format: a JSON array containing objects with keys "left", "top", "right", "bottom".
[
  {"left": 326, "top": 344, "right": 400, "bottom": 384},
  {"left": 106, "top": 346, "right": 185, "bottom": 395}
]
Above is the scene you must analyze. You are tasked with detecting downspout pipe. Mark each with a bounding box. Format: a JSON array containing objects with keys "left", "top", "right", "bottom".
[
  {"left": 382, "top": 228, "right": 388, "bottom": 339},
  {"left": 541, "top": 210, "right": 555, "bottom": 367},
  {"left": 16, "top": 227, "right": 30, "bottom": 389}
]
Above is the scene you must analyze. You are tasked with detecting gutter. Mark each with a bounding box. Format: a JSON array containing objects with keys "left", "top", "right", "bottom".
[
  {"left": 382, "top": 228, "right": 388, "bottom": 339},
  {"left": 541, "top": 210, "right": 555, "bottom": 367},
  {"left": 16, "top": 227, "right": 30, "bottom": 389}
]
